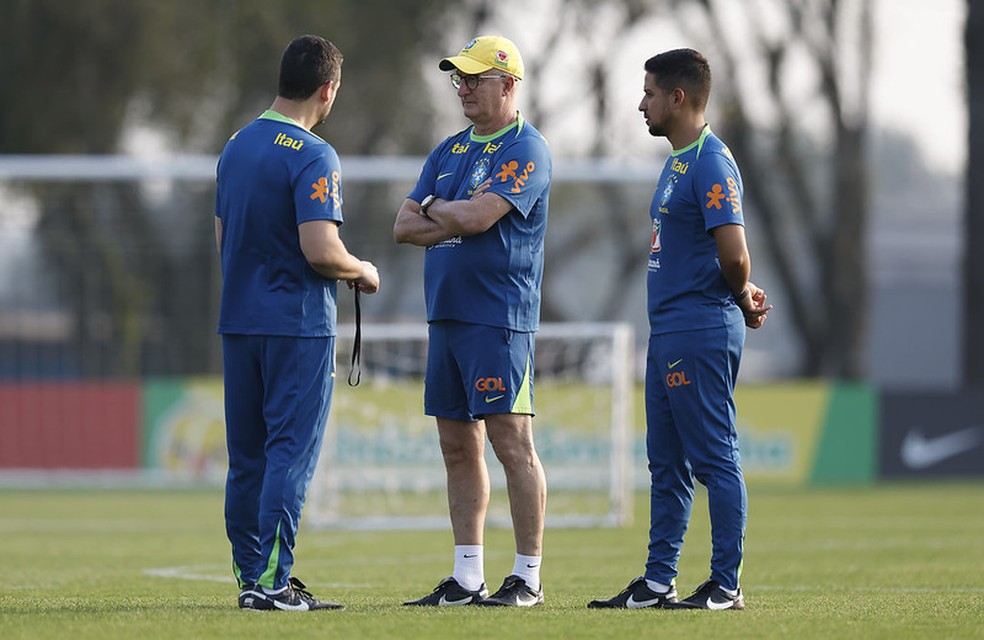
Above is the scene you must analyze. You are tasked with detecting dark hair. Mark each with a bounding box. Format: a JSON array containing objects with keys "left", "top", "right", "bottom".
[
  {"left": 643, "top": 48, "right": 711, "bottom": 110},
  {"left": 278, "top": 35, "right": 343, "bottom": 100}
]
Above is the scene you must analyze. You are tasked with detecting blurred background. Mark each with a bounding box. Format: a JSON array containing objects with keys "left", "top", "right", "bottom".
[{"left": 0, "top": 0, "right": 980, "bottom": 494}]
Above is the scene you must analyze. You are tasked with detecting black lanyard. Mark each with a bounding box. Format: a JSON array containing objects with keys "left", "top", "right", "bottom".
[{"left": 347, "top": 288, "right": 362, "bottom": 386}]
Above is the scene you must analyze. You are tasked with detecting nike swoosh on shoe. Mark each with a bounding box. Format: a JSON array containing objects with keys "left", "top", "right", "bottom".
[
  {"left": 706, "top": 597, "right": 736, "bottom": 610},
  {"left": 438, "top": 594, "right": 475, "bottom": 606},
  {"left": 272, "top": 599, "right": 310, "bottom": 611},
  {"left": 626, "top": 593, "right": 666, "bottom": 608}
]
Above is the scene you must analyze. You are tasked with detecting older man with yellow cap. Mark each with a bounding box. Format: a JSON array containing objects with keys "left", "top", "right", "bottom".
[{"left": 395, "top": 35, "right": 552, "bottom": 608}]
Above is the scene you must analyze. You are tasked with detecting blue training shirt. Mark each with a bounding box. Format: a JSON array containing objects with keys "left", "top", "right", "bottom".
[
  {"left": 409, "top": 112, "right": 551, "bottom": 332},
  {"left": 647, "top": 125, "right": 745, "bottom": 335},
  {"left": 215, "top": 110, "right": 344, "bottom": 337}
]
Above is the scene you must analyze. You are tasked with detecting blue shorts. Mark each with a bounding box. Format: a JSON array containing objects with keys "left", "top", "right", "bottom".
[{"left": 424, "top": 321, "right": 534, "bottom": 421}]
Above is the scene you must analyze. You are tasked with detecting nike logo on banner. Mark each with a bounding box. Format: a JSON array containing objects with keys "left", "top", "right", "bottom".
[
  {"left": 668, "top": 359, "right": 683, "bottom": 369},
  {"left": 438, "top": 594, "right": 474, "bottom": 606},
  {"left": 485, "top": 395, "right": 505, "bottom": 403},
  {"left": 438, "top": 172, "right": 454, "bottom": 180},
  {"left": 626, "top": 594, "right": 663, "bottom": 609},
  {"left": 900, "top": 425, "right": 984, "bottom": 469}
]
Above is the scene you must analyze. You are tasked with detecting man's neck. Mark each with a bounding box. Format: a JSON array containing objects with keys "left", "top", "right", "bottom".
[
  {"left": 668, "top": 117, "right": 708, "bottom": 152},
  {"left": 269, "top": 97, "right": 318, "bottom": 131},
  {"left": 472, "top": 108, "right": 518, "bottom": 137}
]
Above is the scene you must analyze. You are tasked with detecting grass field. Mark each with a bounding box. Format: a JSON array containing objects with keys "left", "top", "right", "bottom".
[{"left": 1, "top": 483, "right": 983, "bottom": 639}]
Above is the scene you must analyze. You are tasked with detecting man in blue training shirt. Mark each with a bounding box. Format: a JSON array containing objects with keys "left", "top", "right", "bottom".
[
  {"left": 589, "top": 48, "right": 771, "bottom": 611},
  {"left": 394, "top": 35, "right": 551, "bottom": 608},
  {"left": 215, "top": 34, "right": 379, "bottom": 612}
]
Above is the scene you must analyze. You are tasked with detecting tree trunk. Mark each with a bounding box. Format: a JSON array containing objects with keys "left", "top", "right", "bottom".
[{"left": 830, "top": 125, "right": 868, "bottom": 377}]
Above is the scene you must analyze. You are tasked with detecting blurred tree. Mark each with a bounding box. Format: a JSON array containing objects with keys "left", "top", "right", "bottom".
[
  {"left": 0, "top": 0, "right": 453, "bottom": 154},
  {"left": 0, "top": 0, "right": 452, "bottom": 376},
  {"left": 0, "top": 0, "right": 883, "bottom": 380},
  {"left": 689, "top": 0, "right": 874, "bottom": 378},
  {"left": 965, "top": 0, "right": 982, "bottom": 385},
  {"left": 455, "top": 0, "right": 873, "bottom": 378}
]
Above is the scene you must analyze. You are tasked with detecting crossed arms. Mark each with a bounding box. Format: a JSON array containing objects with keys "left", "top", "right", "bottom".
[{"left": 393, "top": 179, "right": 512, "bottom": 246}]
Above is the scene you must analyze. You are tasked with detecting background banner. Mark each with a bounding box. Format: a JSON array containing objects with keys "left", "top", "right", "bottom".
[{"left": 879, "top": 390, "right": 984, "bottom": 478}]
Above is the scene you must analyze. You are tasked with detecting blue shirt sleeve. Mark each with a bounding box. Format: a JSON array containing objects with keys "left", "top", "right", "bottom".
[
  {"left": 694, "top": 150, "right": 743, "bottom": 232},
  {"left": 295, "top": 144, "right": 344, "bottom": 226},
  {"left": 487, "top": 134, "right": 551, "bottom": 218},
  {"left": 409, "top": 141, "right": 446, "bottom": 204}
]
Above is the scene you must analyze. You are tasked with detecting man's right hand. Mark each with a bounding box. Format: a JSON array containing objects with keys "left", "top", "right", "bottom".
[
  {"left": 740, "top": 282, "right": 771, "bottom": 329},
  {"left": 349, "top": 261, "right": 380, "bottom": 294}
]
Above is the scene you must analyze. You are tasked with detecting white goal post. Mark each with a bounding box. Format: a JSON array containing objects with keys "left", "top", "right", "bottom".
[
  {"left": 0, "top": 156, "right": 647, "bottom": 515},
  {"left": 306, "top": 322, "right": 635, "bottom": 530}
]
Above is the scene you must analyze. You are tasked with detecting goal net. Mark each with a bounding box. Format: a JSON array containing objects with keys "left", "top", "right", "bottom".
[{"left": 306, "top": 322, "right": 635, "bottom": 530}]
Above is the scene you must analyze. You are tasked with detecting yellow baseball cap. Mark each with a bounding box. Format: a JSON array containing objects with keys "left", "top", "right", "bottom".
[{"left": 439, "top": 35, "right": 524, "bottom": 80}]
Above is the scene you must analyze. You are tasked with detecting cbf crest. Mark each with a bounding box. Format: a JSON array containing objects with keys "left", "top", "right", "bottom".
[
  {"left": 470, "top": 157, "right": 491, "bottom": 190},
  {"left": 660, "top": 174, "right": 677, "bottom": 207}
]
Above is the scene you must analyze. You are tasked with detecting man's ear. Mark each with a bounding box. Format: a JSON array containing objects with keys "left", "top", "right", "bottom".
[
  {"left": 671, "top": 87, "right": 685, "bottom": 107},
  {"left": 503, "top": 75, "right": 516, "bottom": 96}
]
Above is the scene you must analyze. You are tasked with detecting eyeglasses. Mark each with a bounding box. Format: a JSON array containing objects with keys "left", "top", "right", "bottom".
[{"left": 450, "top": 72, "right": 509, "bottom": 90}]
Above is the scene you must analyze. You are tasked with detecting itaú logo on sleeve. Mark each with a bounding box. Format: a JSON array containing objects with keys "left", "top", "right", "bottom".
[{"left": 475, "top": 377, "right": 507, "bottom": 392}]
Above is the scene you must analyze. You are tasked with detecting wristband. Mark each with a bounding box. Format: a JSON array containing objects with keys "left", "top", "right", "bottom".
[{"left": 735, "top": 288, "right": 749, "bottom": 303}]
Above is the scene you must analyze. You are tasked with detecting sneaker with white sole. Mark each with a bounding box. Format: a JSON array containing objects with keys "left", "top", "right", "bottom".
[
  {"left": 665, "top": 579, "right": 744, "bottom": 610},
  {"left": 403, "top": 577, "right": 489, "bottom": 606},
  {"left": 238, "top": 584, "right": 265, "bottom": 610},
  {"left": 238, "top": 577, "right": 344, "bottom": 611},
  {"left": 587, "top": 576, "right": 678, "bottom": 609},
  {"left": 475, "top": 575, "right": 544, "bottom": 607}
]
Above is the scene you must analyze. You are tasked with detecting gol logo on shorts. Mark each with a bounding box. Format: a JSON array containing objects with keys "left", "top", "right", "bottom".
[
  {"left": 475, "top": 377, "right": 507, "bottom": 392},
  {"left": 665, "top": 371, "right": 692, "bottom": 387}
]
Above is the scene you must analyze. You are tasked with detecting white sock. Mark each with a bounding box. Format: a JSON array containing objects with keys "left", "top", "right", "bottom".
[
  {"left": 645, "top": 579, "right": 672, "bottom": 594},
  {"left": 452, "top": 545, "right": 485, "bottom": 591},
  {"left": 512, "top": 554, "right": 541, "bottom": 592},
  {"left": 261, "top": 584, "right": 287, "bottom": 595}
]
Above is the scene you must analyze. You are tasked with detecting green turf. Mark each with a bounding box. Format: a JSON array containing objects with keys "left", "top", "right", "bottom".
[{"left": 1, "top": 483, "right": 982, "bottom": 639}]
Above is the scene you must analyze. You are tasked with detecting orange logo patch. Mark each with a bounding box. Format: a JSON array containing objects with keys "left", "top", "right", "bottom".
[
  {"left": 705, "top": 184, "right": 726, "bottom": 209},
  {"left": 496, "top": 160, "right": 536, "bottom": 193},
  {"left": 705, "top": 177, "right": 740, "bottom": 214},
  {"left": 496, "top": 160, "right": 518, "bottom": 182},
  {"left": 310, "top": 177, "right": 330, "bottom": 203}
]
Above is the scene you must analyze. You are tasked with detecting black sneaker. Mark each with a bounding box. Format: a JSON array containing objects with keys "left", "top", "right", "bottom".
[
  {"left": 475, "top": 575, "right": 544, "bottom": 607},
  {"left": 665, "top": 579, "right": 744, "bottom": 610},
  {"left": 403, "top": 577, "right": 489, "bottom": 606},
  {"left": 238, "top": 583, "right": 266, "bottom": 610},
  {"left": 238, "top": 577, "right": 344, "bottom": 611},
  {"left": 587, "top": 576, "right": 678, "bottom": 609}
]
